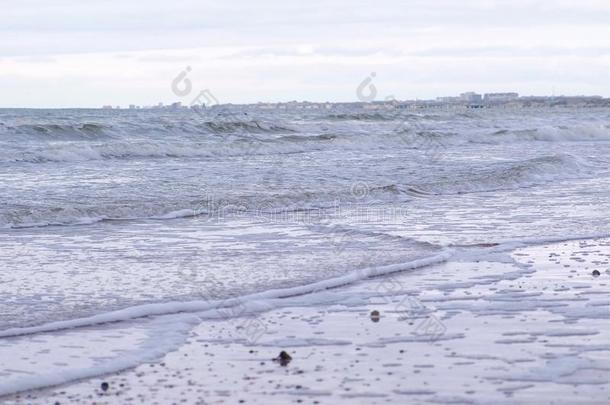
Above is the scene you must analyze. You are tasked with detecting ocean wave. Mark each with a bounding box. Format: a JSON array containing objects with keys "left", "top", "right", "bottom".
[
  {"left": 322, "top": 112, "right": 444, "bottom": 122},
  {"left": 3, "top": 115, "right": 610, "bottom": 164},
  {"left": 0, "top": 248, "right": 452, "bottom": 339},
  {"left": 392, "top": 121, "right": 610, "bottom": 147},
  {"left": 486, "top": 124, "right": 610, "bottom": 143},
  {"left": 458, "top": 124, "right": 610, "bottom": 145},
  {"left": 325, "top": 112, "right": 395, "bottom": 121},
  {"left": 0, "top": 123, "right": 115, "bottom": 140},
  {"left": 0, "top": 151, "right": 590, "bottom": 229},
  {"left": 200, "top": 120, "right": 296, "bottom": 134},
  {"left": 1, "top": 142, "right": 213, "bottom": 163},
  {"left": 0, "top": 118, "right": 297, "bottom": 140},
  {"left": 411, "top": 153, "right": 587, "bottom": 195},
  {"left": 275, "top": 133, "right": 337, "bottom": 142},
  {"left": 0, "top": 205, "right": 202, "bottom": 229},
  {"left": 0, "top": 158, "right": 579, "bottom": 230},
  {"left": 0, "top": 189, "right": 383, "bottom": 229},
  {"left": 0, "top": 132, "right": 367, "bottom": 163},
  {"left": 0, "top": 141, "right": 313, "bottom": 163}
]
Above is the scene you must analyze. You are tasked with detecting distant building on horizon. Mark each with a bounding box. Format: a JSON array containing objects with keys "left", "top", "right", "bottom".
[
  {"left": 436, "top": 96, "right": 461, "bottom": 103},
  {"left": 484, "top": 92, "right": 519, "bottom": 103},
  {"left": 460, "top": 92, "right": 483, "bottom": 104}
]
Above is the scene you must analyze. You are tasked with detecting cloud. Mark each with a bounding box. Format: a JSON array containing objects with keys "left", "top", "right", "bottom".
[
  {"left": 412, "top": 46, "right": 610, "bottom": 58},
  {"left": 1, "top": 0, "right": 610, "bottom": 106},
  {"left": 11, "top": 55, "right": 57, "bottom": 64},
  {"left": 2, "top": 0, "right": 610, "bottom": 56},
  {"left": 221, "top": 46, "right": 404, "bottom": 60},
  {"left": 137, "top": 54, "right": 202, "bottom": 63}
]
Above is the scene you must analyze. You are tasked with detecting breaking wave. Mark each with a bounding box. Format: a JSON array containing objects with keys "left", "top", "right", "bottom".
[
  {"left": 0, "top": 153, "right": 588, "bottom": 229},
  {"left": 410, "top": 124, "right": 610, "bottom": 146},
  {"left": 0, "top": 123, "right": 114, "bottom": 140},
  {"left": 411, "top": 154, "right": 588, "bottom": 195}
]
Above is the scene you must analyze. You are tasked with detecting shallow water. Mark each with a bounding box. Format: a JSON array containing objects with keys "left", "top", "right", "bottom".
[{"left": 1, "top": 106, "right": 610, "bottom": 331}]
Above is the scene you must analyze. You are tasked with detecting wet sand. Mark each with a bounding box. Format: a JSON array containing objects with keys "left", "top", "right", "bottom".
[{"left": 3, "top": 238, "right": 610, "bottom": 404}]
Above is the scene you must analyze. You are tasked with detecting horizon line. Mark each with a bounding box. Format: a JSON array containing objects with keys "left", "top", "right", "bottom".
[{"left": 1, "top": 93, "right": 609, "bottom": 110}]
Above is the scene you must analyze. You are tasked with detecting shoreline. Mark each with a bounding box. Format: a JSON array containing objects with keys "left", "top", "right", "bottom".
[{"left": 3, "top": 237, "right": 610, "bottom": 403}]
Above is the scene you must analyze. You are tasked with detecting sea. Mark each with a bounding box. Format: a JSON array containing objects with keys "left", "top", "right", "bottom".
[{"left": 1, "top": 105, "right": 610, "bottom": 374}]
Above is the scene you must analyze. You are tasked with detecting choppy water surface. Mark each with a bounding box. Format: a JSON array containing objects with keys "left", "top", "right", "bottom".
[{"left": 1, "top": 106, "right": 610, "bottom": 329}]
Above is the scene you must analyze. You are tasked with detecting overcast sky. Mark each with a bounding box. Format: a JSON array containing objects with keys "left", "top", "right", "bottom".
[{"left": 1, "top": 0, "right": 610, "bottom": 107}]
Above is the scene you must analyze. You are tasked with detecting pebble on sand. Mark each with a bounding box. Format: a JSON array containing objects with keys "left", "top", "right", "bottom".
[
  {"left": 274, "top": 351, "right": 292, "bottom": 366},
  {"left": 370, "top": 310, "right": 381, "bottom": 322},
  {"left": 100, "top": 382, "right": 109, "bottom": 392},
  {"left": 593, "top": 270, "right": 601, "bottom": 277}
]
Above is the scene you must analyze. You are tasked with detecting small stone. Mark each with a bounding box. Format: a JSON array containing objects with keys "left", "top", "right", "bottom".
[
  {"left": 100, "top": 382, "right": 109, "bottom": 392},
  {"left": 370, "top": 310, "right": 381, "bottom": 322},
  {"left": 274, "top": 351, "right": 292, "bottom": 366},
  {"left": 593, "top": 270, "right": 601, "bottom": 277}
]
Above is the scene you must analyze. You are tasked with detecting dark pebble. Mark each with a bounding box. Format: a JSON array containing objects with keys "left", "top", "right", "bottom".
[
  {"left": 274, "top": 351, "right": 292, "bottom": 366},
  {"left": 278, "top": 351, "right": 292, "bottom": 361}
]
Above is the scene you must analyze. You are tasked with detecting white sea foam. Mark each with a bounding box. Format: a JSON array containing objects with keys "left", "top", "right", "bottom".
[
  {"left": 0, "top": 314, "right": 201, "bottom": 397},
  {"left": 0, "top": 249, "right": 453, "bottom": 338}
]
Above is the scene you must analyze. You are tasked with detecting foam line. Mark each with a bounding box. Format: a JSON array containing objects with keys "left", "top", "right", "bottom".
[{"left": 0, "top": 250, "right": 454, "bottom": 339}]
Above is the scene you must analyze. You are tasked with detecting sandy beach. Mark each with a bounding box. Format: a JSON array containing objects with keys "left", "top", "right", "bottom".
[
  {"left": 3, "top": 237, "right": 610, "bottom": 404},
  {"left": 4, "top": 1, "right": 610, "bottom": 403}
]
